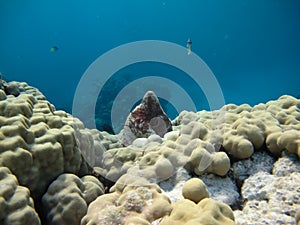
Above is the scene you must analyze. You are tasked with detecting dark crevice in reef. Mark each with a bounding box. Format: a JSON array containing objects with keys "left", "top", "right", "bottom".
[
  {"left": 256, "top": 143, "right": 277, "bottom": 158},
  {"left": 92, "top": 169, "right": 115, "bottom": 193},
  {"left": 227, "top": 168, "right": 245, "bottom": 210},
  {"left": 231, "top": 198, "right": 245, "bottom": 211},
  {"left": 226, "top": 142, "right": 279, "bottom": 211},
  {"left": 33, "top": 196, "right": 46, "bottom": 225}
]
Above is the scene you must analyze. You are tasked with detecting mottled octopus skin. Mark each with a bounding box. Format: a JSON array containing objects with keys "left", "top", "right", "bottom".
[{"left": 121, "top": 91, "right": 172, "bottom": 145}]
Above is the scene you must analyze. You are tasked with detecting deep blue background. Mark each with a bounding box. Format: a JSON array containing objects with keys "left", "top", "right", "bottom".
[{"left": 1, "top": 0, "right": 300, "bottom": 128}]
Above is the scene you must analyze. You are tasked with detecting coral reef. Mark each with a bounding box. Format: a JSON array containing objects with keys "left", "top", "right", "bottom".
[
  {"left": 81, "top": 175, "right": 172, "bottom": 225},
  {"left": 99, "top": 134, "right": 230, "bottom": 183},
  {"left": 0, "top": 167, "right": 41, "bottom": 225},
  {"left": 1, "top": 79, "right": 300, "bottom": 225},
  {"left": 234, "top": 152, "right": 300, "bottom": 224},
  {"left": 100, "top": 118, "right": 230, "bottom": 183},
  {"left": 42, "top": 173, "right": 105, "bottom": 225},
  {"left": 160, "top": 198, "right": 235, "bottom": 225},
  {"left": 181, "top": 177, "right": 209, "bottom": 203},
  {"left": 160, "top": 179, "right": 235, "bottom": 225},
  {"left": 0, "top": 81, "right": 108, "bottom": 199},
  {"left": 174, "top": 95, "right": 300, "bottom": 159},
  {"left": 232, "top": 150, "right": 275, "bottom": 189}
]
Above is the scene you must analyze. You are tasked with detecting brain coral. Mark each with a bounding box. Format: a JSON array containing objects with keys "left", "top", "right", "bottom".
[
  {"left": 42, "top": 173, "right": 105, "bottom": 225},
  {"left": 0, "top": 167, "right": 41, "bottom": 225}
]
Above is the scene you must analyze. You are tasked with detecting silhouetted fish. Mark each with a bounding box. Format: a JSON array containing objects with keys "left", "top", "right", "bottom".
[{"left": 187, "top": 38, "right": 192, "bottom": 55}]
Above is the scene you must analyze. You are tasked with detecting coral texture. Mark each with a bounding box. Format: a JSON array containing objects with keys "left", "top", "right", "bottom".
[
  {"left": 0, "top": 167, "right": 41, "bottom": 225},
  {"left": 42, "top": 173, "right": 105, "bottom": 225},
  {"left": 173, "top": 95, "right": 300, "bottom": 159},
  {"left": 160, "top": 198, "right": 235, "bottom": 225},
  {"left": 81, "top": 175, "right": 172, "bottom": 225},
  {"left": 0, "top": 81, "right": 107, "bottom": 198},
  {"left": 159, "top": 175, "right": 235, "bottom": 225},
  {"left": 181, "top": 178, "right": 209, "bottom": 203},
  {"left": 234, "top": 153, "right": 300, "bottom": 224},
  {"left": 100, "top": 121, "right": 230, "bottom": 183}
]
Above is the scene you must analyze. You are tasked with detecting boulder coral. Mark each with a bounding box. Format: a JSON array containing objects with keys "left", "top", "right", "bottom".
[
  {"left": 159, "top": 177, "right": 234, "bottom": 225},
  {"left": 100, "top": 118, "right": 231, "bottom": 183},
  {"left": 81, "top": 175, "right": 172, "bottom": 225},
  {"left": 160, "top": 198, "right": 235, "bottom": 225},
  {"left": 181, "top": 178, "right": 209, "bottom": 203},
  {"left": 174, "top": 95, "right": 300, "bottom": 159},
  {"left": 0, "top": 81, "right": 106, "bottom": 198},
  {"left": 0, "top": 167, "right": 40, "bottom": 225},
  {"left": 100, "top": 134, "right": 230, "bottom": 183},
  {"left": 42, "top": 173, "right": 105, "bottom": 225}
]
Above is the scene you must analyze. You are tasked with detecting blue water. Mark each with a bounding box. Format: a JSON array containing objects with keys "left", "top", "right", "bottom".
[{"left": 1, "top": 0, "right": 300, "bottom": 131}]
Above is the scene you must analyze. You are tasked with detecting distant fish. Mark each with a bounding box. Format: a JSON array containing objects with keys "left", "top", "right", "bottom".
[
  {"left": 50, "top": 46, "right": 59, "bottom": 52},
  {"left": 187, "top": 38, "right": 192, "bottom": 55}
]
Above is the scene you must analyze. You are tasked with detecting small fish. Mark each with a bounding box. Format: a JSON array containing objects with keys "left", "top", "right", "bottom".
[
  {"left": 50, "top": 46, "right": 59, "bottom": 52},
  {"left": 187, "top": 38, "right": 192, "bottom": 55}
]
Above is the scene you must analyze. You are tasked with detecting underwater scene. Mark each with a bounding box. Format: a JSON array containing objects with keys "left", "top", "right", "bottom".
[{"left": 0, "top": 1, "right": 300, "bottom": 225}]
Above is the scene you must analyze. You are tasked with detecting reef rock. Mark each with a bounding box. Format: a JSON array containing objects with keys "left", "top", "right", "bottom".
[
  {"left": 234, "top": 169, "right": 300, "bottom": 224},
  {"left": 119, "top": 91, "right": 172, "bottom": 146},
  {"left": 232, "top": 151, "right": 275, "bottom": 188},
  {"left": 272, "top": 151, "right": 300, "bottom": 176}
]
